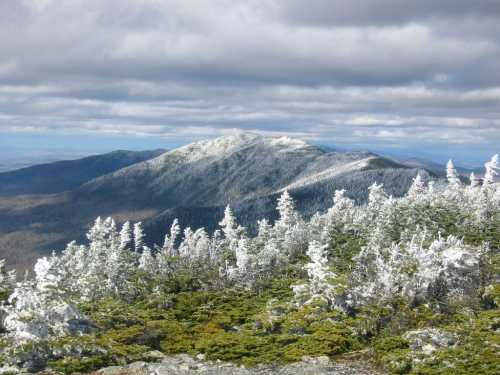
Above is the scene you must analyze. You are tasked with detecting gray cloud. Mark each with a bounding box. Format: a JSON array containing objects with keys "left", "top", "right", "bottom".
[
  {"left": 276, "top": 0, "right": 500, "bottom": 26},
  {"left": 0, "top": 0, "right": 499, "bottom": 165}
]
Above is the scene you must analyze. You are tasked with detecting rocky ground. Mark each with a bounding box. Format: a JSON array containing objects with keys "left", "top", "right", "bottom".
[{"left": 88, "top": 354, "right": 385, "bottom": 375}]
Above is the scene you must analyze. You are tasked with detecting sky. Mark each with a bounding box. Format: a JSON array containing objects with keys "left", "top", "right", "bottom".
[{"left": 0, "top": 0, "right": 499, "bottom": 167}]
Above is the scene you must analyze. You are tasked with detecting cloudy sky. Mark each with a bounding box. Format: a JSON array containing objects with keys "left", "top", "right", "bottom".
[{"left": 1, "top": 0, "right": 499, "bottom": 166}]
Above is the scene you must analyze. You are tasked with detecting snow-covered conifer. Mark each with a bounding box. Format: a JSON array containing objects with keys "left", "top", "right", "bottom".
[
  {"left": 236, "top": 238, "right": 251, "bottom": 273},
  {"left": 292, "top": 240, "right": 337, "bottom": 308},
  {"left": 219, "top": 205, "right": 245, "bottom": 253},
  {"left": 134, "top": 222, "right": 145, "bottom": 252},
  {"left": 407, "top": 174, "right": 426, "bottom": 199},
  {"left": 3, "top": 256, "right": 84, "bottom": 342},
  {"left": 219, "top": 205, "right": 238, "bottom": 239},
  {"left": 483, "top": 154, "right": 499, "bottom": 186},
  {"left": 276, "top": 190, "right": 299, "bottom": 228},
  {"left": 469, "top": 172, "right": 481, "bottom": 188},
  {"left": 119, "top": 221, "right": 133, "bottom": 250},
  {"left": 323, "top": 189, "right": 356, "bottom": 243},
  {"left": 138, "top": 246, "right": 156, "bottom": 274},
  {"left": 162, "top": 219, "right": 180, "bottom": 256},
  {"left": 446, "top": 159, "right": 461, "bottom": 187},
  {"left": 257, "top": 237, "right": 284, "bottom": 270},
  {"left": 0, "top": 259, "right": 16, "bottom": 299},
  {"left": 256, "top": 219, "right": 272, "bottom": 245},
  {"left": 368, "top": 182, "right": 388, "bottom": 209}
]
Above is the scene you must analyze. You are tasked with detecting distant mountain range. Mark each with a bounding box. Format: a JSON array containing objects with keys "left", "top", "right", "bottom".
[
  {"left": 0, "top": 133, "right": 433, "bottom": 271},
  {"left": 395, "top": 157, "right": 483, "bottom": 177},
  {"left": 0, "top": 150, "right": 166, "bottom": 196}
]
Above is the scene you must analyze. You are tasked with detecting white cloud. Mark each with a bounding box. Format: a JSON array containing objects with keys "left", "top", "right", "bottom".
[{"left": 0, "top": 0, "right": 498, "bottom": 161}]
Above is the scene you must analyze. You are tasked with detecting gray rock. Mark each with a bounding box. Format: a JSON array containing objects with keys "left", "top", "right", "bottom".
[
  {"left": 93, "top": 354, "right": 385, "bottom": 375},
  {"left": 66, "top": 318, "right": 96, "bottom": 336},
  {"left": 404, "top": 328, "right": 457, "bottom": 354},
  {"left": 141, "top": 350, "right": 166, "bottom": 362}
]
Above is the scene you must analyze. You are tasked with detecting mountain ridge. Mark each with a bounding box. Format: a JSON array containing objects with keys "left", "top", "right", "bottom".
[
  {"left": 0, "top": 133, "right": 430, "bottom": 270},
  {"left": 0, "top": 149, "right": 166, "bottom": 197}
]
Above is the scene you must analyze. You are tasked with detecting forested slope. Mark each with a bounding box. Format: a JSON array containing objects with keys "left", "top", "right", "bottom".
[{"left": 0, "top": 155, "right": 498, "bottom": 374}]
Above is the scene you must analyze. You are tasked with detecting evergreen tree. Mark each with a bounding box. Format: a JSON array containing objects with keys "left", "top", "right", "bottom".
[
  {"left": 0, "top": 259, "right": 16, "bottom": 301},
  {"left": 276, "top": 190, "right": 299, "bottom": 229},
  {"left": 219, "top": 205, "right": 245, "bottom": 254},
  {"left": 119, "top": 221, "right": 133, "bottom": 250},
  {"left": 293, "top": 240, "right": 338, "bottom": 308},
  {"left": 483, "top": 154, "right": 499, "bottom": 186},
  {"left": 407, "top": 174, "right": 426, "bottom": 199},
  {"left": 446, "top": 159, "right": 461, "bottom": 186},
  {"left": 134, "top": 222, "right": 145, "bottom": 253},
  {"left": 469, "top": 172, "right": 481, "bottom": 188}
]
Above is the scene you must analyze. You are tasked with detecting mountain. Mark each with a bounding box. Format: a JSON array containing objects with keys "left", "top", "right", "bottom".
[
  {"left": 0, "top": 149, "right": 166, "bottom": 196},
  {"left": 0, "top": 133, "right": 431, "bottom": 270},
  {"left": 397, "top": 157, "right": 483, "bottom": 177}
]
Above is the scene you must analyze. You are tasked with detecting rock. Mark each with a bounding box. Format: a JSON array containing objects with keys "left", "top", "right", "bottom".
[
  {"left": 87, "top": 354, "right": 385, "bottom": 375},
  {"left": 141, "top": 350, "right": 166, "bottom": 362},
  {"left": 404, "top": 328, "right": 457, "bottom": 354},
  {"left": 178, "top": 363, "right": 190, "bottom": 372},
  {"left": 316, "top": 356, "right": 331, "bottom": 366},
  {"left": 66, "top": 318, "right": 96, "bottom": 336},
  {"left": 96, "top": 365, "right": 127, "bottom": 375}
]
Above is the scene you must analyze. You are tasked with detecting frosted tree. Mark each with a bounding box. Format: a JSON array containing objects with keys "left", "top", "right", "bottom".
[
  {"left": 351, "top": 232, "right": 484, "bottom": 307},
  {"left": 219, "top": 205, "right": 237, "bottom": 239},
  {"left": 257, "top": 237, "right": 284, "bottom": 270},
  {"left": 469, "top": 172, "right": 481, "bottom": 188},
  {"left": 134, "top": 222, "right": 145, "bottom": 252},
  {"left": 407, "top": 174, "right": 427, "bottom": 199},
  {"left": 446, "top": 159, "right": 461, "bottom": 187},
  {"left": 162, "top": 219, "right": 180, "bottom": 256},
  {"left": 178, "top": 227, "right": 211, "bottom": 261},
  {"left": 156, "top": 219, "right": 181, "bottom": 278},
  {"left": 229, "top": 238, "right": 254, "bottom": 284},
  {"left": 219, "top": 205, "right": 245, "bottom": 253},
  {"left": 138, "top": 246, "right": 156, "bottom": 274},
  {"left": 326, "top": 190, "right": 355, "bottom": 225},
  {"left": 119, "top": 221, "right": 133, "bottom": 250},
  {"left": 276, "top": 190, "right": 299, "bottom": 229},
  {"left": 193, "top": 228, "right": 210, "bottom": 260},
  {"left": 275, "top": 191, "right": 306, "bottom": 258},
  {"left": 322, "top": 189, "right": 357, "bottom": 245},
  {"left": 56, "top": 241, "right": 86, "bottom": 296},
  {"left": 178, "top": 228, "right": 195, "bottom": 259},
  {"left": 256, "top": 218, "right": 273, "bottom": 247},
  {"left": 83, "top": 217, "right": 113, "bottom": 299},
  {"left": 483, "top": 154, "right": 499, "bottom": 186},
  {"left": 209, "top": 229, "right": 224, "bottom": 262},
  {"left": 0, "top": 259, "right": 16, "bottom": 300},
  {"left": 292, "top": 241, "right": 338, "bottom": 309},
  {"left": 368, "top": 182, "right": 388, "bottom": 209},
  {"left": 3, "top": 256, "right": 84, "bottom": 341}
]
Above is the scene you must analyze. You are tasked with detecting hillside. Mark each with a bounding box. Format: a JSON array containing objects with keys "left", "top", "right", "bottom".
[
  {"left": 0, "top": 156, "right": 498, "bottom": 375},
  {"left": 0, "top": 149, "right": 166, "bottom": 196},
  {"left": 0, "top": 134, "right": 429, "bottom": 270}
]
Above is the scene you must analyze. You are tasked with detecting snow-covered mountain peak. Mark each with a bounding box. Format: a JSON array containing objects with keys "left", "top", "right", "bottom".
[
  {"left": 172, "top": 133, "right": 262, "bottom": 160},
  {"left": 151, "top": 133, "right": 316, "bottom": 165},
  {"left": 268, "top": 136, "right": 311, "bottom": 150}
]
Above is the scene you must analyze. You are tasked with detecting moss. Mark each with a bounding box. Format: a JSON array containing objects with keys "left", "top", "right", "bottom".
[
  {"left": 30, "top": 275, "right": 498, "bottom": 374},
  {"left": 373, "top": 336, "right": 409, "bottom": 353},
  {"left": 194, "top": 331, "right": 275, "bottom": 366},
  {"left": 409, "top": 310, "right": 500, "bottom": 375},
  {"left": 371, "top": 308, "right": 500, "bottom": 375},
  {"left": 48, "top": 356, "right": 111, "bottom": 374},
  {"left": 378, "top": 349, "right": 413, "bottom": 374}
]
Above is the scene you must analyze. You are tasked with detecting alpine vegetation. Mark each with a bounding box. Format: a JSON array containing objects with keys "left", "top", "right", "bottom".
[{"left": 0, "top": 155, "right": 499, "bottom": 374}]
